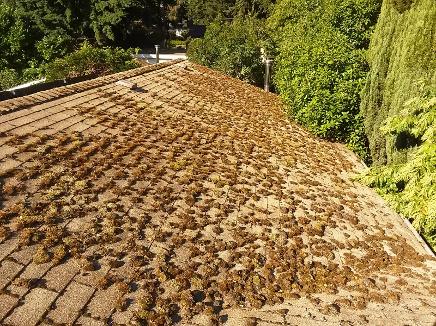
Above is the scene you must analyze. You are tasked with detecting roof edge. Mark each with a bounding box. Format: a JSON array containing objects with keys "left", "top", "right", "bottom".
[
  {"left": 0, "top": 60, "right": 184, "bottom": 116},
  {"left": 402, "top": 215, "right": 435, "bottom": 258}
]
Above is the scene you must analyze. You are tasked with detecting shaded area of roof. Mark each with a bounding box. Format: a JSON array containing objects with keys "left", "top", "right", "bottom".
[{"left": 0, "top": 61, "right": 435, "bottom": 325}]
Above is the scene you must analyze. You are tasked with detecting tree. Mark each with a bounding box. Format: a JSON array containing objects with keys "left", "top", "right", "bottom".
[
  {"left": 0, "top": 0, "right": 174, "bottom": 89},
  {"left": 187, "top": 18, "right": 266, "bottom": 85},
  {"left": 359, "top": 87, "right": 436, "bottom": 249},
  {"left": 0, "top": 3, "right": 27, "bottom": 71},
  {"left": 0, "top": 2, "right": 28, "bottom": 89},
  {"left": 89, "top": 0, "right": 169, "bottom": 46},
  {"left": 360, "top": 0, "right": 436, "bottom": 165},
  {"left": 184, "top": 0, "right": 273, "bottom": 24},
  {"left": 268, "top": 0, "right": 381, "bottom": 160}
]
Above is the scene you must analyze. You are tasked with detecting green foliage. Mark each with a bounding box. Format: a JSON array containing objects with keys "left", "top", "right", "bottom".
[
  {"left": 0, "top": 0, "right": 172, "bottom": 89},
  {"left": 360, "top": 0, "right": 436, "bottom": 165},
  {"left": 0, "top": 68, "right": 20, "bottom": 90},
  {"left": 22, "top": 63, "right": 44, "bottom": 83},
  {"left": 0, "top": 3, "right": 27, "bottom": 71},
  {"left": 330, "top": 0, "right": 382, "bottom": 49},
  {"left": 44, "top": 43, "right": 140, "bottom": 81},
  {"left": 36, "top": 32, "right": 72, "bottom": 63},
  {"left": 168, "top": 39, "right": 187, "bottom": 49},
  {"left": 390, "top": 0, "right": 413, "bottom": 13},
  {"left": 359, "top": 89, "right": 436, "bottom": 249},
  {"left": 12, "top": 0, "right": 170, "bottom": 47},
  {"left": 185, "top": 0, "right": 273, "bottom": 24},
  {"left": 90, "top": 0, "right": 141, "bottom": 44},
  {"left": 12, "top": 0, "right": 81, "bottom": 59},
  {"left": 269, "top": 0, "right": 381, "bottom": 161},
  {"left": 187, "top": 18, "right": 266, "bottom": 85}
]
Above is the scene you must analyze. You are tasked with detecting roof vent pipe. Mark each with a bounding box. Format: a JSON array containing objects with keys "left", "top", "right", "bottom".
[
  {"left": 264, "top": 59, "right": 273, "bottom": 92},
  {"left": 155, "top": 45, "right": 160, "bottom": 64}
]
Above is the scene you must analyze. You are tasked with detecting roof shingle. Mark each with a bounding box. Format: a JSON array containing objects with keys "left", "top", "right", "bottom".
[{"left": 0, "top": 61, "right": 435, "bottom": 325}]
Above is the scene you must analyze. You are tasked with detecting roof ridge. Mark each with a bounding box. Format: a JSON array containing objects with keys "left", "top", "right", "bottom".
[{"left": 0, "top": 60, "right": 184, "bottom": 116}]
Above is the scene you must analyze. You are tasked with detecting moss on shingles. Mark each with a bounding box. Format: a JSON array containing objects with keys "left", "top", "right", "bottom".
[{"left": 360, "top": 0, "right": 436, "bottom": 165}]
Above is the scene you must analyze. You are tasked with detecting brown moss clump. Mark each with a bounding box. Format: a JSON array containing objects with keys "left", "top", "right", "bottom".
[
  {"left": 97, "top": 275, "right": 113, "bottom": 289},
  {"left": 116, "top": 281, "right": 131, "bottom": 294},
  {"left": 115, "top": 296, "right": 129, "bottom": 311},
  {"left": 52, "top": 244, "right": 67, "bottom": 263},
  {"left": 18, "top": 228, "right": 34, "bottom": 246},
  {"left": 109, "top": 259, "right": 124, "bottom": 268},
  {"left": 78, "top": 257, "right": 97, "bottom": 272},
  {"left": 0, "top": 225, "right": 9, "bottom": 238},
  {"left": 319, "top": 303, "right": 341, "bottom": 315},
  {"left": 13, "top": 277, "right": 39, "bottom": 289},
  {"left": 33, "top": 246, "right": 51, "bottom": 264},
  {"left": 244, "top": 317, "right": 259, "bottom": 326},
  {"left": 137, "top": 292, "right": 156, "bottom": 316},
  {"left": 3, "top": 179, "right": 23, "bottom": 196}
]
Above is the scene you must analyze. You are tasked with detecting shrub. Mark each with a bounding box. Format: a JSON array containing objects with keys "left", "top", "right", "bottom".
[
  {"left": 168, "top": 39, "right": 187, "bottom": 49},
  {"left": 36, "top": 32, "right": 72, "bottom": 63},
  {"left": 359, "top": 88, "right": 436, "bottom": 249},
  {"left": 273, "top": 24, "right": 370, "bottom": 158},
  {"left": 0, "top": 3, "right": 27, "bottom": 72},
  {"left": 0, "top": 68, "right": 20, "bottom": 91},
  {"left": 360, "top": 0, "right": 436, "bottom": 165},
  {"left": 187, "top": 18, "right": 267, "bottom": 85},
  {"left": 44, "top": 42, "right": 140, "bottom": 81},
  {"left": 269, "top": 0, "right": 381, "bottom": 161},
  {"left": 22, "top": 62, "right": 44, "bottom": 82}
]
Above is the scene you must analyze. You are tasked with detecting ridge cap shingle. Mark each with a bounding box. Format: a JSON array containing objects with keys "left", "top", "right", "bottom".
[{"left": 0, "top": 60, "right": 184, "bottom": 116}]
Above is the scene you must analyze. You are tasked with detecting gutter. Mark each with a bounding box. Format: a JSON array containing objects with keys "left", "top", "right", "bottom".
[
  {"left": 7, "top": 78, "right": 46, "bottom": 91},
  {"left": 0, "top": 74, "right": 99, "bottom": 101}
]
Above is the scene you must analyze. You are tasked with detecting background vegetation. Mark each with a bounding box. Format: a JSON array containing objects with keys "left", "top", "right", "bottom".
[
  {"left": 187, "top": 18, "right": 267, "bottom": 85},
  {"left": 184, "top": 0, "right": 273, "bottom": 24},
  {"left": 360, "top": 87, "right": 435, "bottom": 248},
  {"left": 44, "top": 43, "right": 140, "bottom": 82},
  {"left": 358, "top": 0, "right": 435, "bottom": 249},
  {"left": 360, "top": 0, "right": 436, "bottom": 166},
  {"left": 269, "top": 0, "right": 381, "bottom": 160},
  {"left": 0, "top": 0, "right": 173, "bottom": 90}
]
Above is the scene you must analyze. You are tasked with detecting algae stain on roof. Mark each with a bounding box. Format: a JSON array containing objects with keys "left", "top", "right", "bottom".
[{"left": 0, "top": 61, "right": 435, "bottom": 325}]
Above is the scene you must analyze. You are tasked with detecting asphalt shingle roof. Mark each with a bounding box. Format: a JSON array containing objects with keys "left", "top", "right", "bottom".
[{"left": 0, "top": 61, "right": 435, "bottom": 325}]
